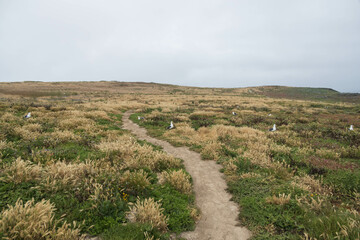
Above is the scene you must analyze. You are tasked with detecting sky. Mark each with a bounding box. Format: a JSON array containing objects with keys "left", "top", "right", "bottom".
[{"left": 0, "top": 0, "right": 360, "bottom": 92}]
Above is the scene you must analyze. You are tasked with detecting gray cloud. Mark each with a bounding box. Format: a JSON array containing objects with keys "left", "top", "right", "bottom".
[{"left": 1, "top": 0, "right": 359, "bottom": 92}]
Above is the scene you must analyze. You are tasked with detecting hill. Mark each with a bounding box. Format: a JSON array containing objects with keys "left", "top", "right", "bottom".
[{"left": 0, "top": 81, "right": 359, "bottom": 103}]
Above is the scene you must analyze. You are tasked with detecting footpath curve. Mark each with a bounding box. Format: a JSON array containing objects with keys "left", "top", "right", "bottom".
[{"left": 122, "top": 111, "right": 251, "bottom": 240}]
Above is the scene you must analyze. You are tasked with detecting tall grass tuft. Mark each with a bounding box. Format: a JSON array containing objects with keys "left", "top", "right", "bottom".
[
  {"left": 0, "top": 198, "right": 85, "bottom": 240},
  {"left": 159, "top": 170, "right": 192, "bottom": 195},
  {"left": 126, "top": 198, "right": 168, "bottom": 232},
  {"left": 1, "top": 158, "right": 42, "bottom": 183},
  {"left": 121, "top": 170, "right": 151, "bottom": 193}
]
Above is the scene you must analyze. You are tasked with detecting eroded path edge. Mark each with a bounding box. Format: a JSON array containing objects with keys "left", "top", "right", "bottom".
[{"left": 122, "top": 111, "right": 251, "bottom": 240}]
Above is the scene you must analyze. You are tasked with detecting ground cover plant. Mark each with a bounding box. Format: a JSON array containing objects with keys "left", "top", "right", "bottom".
[
  {"left": 0, "top": 91, "right": 197, "bottom": 239},
  {"left": 0, "top": 82, "right": 359, "bottom": 239},
  {"left": 129, "top": 94, "right": 360, "bottom": 239}
]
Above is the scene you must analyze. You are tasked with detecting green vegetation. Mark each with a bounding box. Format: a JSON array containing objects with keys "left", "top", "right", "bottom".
[
  {"left": 134, "top": 95, "right": 360, "bottom": 239},
  {"left": 0, "top": 101, "right": 196, "bottom": 239},
  {"left": 0, "top": 82, "right": 359, "bottom": 239}
]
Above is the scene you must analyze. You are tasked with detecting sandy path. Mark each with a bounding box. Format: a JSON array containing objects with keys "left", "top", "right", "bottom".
[{"left": 122, "top": 111, "right": 251, "bottom": 240}]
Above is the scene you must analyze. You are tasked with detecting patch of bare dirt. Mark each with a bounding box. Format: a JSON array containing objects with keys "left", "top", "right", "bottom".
[{"left": 122, "top": 111, "right": 251, "bottom": 240}]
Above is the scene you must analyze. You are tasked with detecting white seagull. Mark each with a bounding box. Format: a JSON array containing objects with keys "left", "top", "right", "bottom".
[
  {"left": 167, "top": 121, "right": 174, "bottom": 130},
  {"left": 232, "top": 112, "right": 237, "bottom": 116},
  {"left": 269, "top": 124, "right": 276, "bottom": 132},
  {"left": 24, "top": 112, "right": 31, "bottom": 119},
  {"left": 349, "top": 125, "right": 354, "bottom": 131}
]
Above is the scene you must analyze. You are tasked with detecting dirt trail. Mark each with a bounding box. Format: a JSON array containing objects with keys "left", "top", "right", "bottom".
[{"left": 122, "top": 111, "right": 251, "bottom": 240}]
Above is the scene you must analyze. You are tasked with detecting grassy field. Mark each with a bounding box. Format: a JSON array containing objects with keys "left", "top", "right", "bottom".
[{"left": 0, "top": 82, "right": 359, "bottom": 239}]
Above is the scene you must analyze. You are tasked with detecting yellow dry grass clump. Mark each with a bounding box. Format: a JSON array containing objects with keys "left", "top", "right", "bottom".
[
  {"left": 121, "top": 170, "right": 151, "bottom": 192},
  {"left": 291, "top": 175, "right": 330, "bottom": 195},
  {"left": 296, "top": 195, "right": 325, "bottom": 211},
  {"left": 48, "top": 129, "right": 82, "bottom": 144},
  {"left": 126, "top": 198, "right": 168, "bottom": 232},
  {"left": 96, "top": 134, "right": 136, "bottom": 154},
  {"left": 0, "top": 199, "right": 84, "bottom": 240},
  {"left": 13, "top": 126, "right": 41, "bottom": 141},
  {"left": 0, "top": 140, "right": 12, "bottom": 151},
  {"left": 266, "top": 193, "right": 291, "bottom": 205},
  {"left": 43, "top": 161, "right": 98, "bottom": 192},
  {"left": 239, "top": 172, "right": 261, "bottom": 179},
  {"left": 0, "top": 158, "right": 98, "bottom": 195},
  {"left": 0, "top": 112, "right": 17, "bottom": 122},
  {"left": 223, "top": 158, "right": 238, "bottom": 178},
  {"left": 159, "top": 170, "right": 192, "bottom": 195},
  {"left": 22, "top": 123, "right": 42, "bottom": 132},
  {"left": 1, "top": 158, "right": 42, "bottom": 183},
  {"left": 200, "top": 141, "right": 222, "bottom": 160},
  {"left": 97, "top": 135, "right": 181, "bottom": 171}
]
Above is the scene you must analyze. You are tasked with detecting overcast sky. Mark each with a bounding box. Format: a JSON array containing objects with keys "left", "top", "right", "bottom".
[{"left": 0, "top": 0, "right": 359, "bottom": 92}]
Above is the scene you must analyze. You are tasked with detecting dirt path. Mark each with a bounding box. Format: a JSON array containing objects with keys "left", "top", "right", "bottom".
[{"left": 122, "top": 111, "right": 251, "bottom": 240}]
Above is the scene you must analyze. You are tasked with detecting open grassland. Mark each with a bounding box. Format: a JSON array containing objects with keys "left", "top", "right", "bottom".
[
  {"left": 0, "top": 84, "right": 199, "bottom": 239},
  {"left": 0, "top": 81, "right": 359, "bottom": 239},
  {"left": 132, "top": 96, "right": 360, "bottom": 239}
]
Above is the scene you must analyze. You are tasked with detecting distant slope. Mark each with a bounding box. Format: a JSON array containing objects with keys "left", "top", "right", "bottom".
[
  {"left": 249, "top": 86, "right": 360, "bottom": 103},
  {"left": 0, "top": 82, "right": 359, "bottom": 103}
]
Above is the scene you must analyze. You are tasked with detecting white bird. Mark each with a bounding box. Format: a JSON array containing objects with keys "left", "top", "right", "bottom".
[
  {"left": 24, "top": 112, "right": 31, "bottom": 119},
  {"left": 138, "top": 116, "right": 144, "bottom": 120},
  {"left": 268, "top": 114, "right": 272, "bottom": 116},
  {"left": 269, "top": 124, "right": 276, "bottom": 132},
  {"left": 349, "top": 125, "right": 354, "bottom": 131},
  {"left": 232, "top": 112, "right": 237, "bottom": 116},
  {"left": 167, "top": 121, "right": 174, "bottom": 130}
]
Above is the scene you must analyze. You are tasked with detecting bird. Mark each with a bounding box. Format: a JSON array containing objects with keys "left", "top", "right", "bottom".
[
  {"left": 24, "top": 112, "right": 31, "bottom": 119},
  {"left": 268, "top": 114, "right": 272, "bottom": 116},
  {"left": 232, "top": 112, "right": 237, "bottom": 116},
  {"left": 166, "top": 121, "right": 174, "bottom": 130},
  {"left": 349, "top": 125, "right": 354, "bottom": 131},
  {"left": 137, "top": 116, "right": 144, "bottom": 120},
  {"left": 269, "top": 124, "right": 276, "bottom": 132}
]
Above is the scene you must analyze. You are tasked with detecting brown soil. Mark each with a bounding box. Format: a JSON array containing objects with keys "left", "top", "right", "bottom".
[{"left": 122, "top": 111, "right": 251, "bottom": 240}]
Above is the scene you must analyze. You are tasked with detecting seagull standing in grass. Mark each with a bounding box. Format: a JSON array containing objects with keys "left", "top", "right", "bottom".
[
  {"left": 269, "top": 124, "right": 276, "bottom": 132},
  {"left": 167, "top": 121, "right": 174, "bottom": 130},
  {"left": 232, "top": 112, "right": 237, "bottom": 116},
  {"left": 24, "top": 112, "right": 31, "bottom": 119},
  {"left": 349, "top": 125, "right": 354, "bottom": 131}
]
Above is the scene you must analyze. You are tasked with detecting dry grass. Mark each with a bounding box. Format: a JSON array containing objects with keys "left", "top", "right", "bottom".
[
  {"left": 266, "top": 193, "right": 291, "bottom": 205},
  {"left": 59, "top": 117, "right": 94, "bottom": 130},
  {"left": 48, "top": 129, "right": 82, "bottom": 144},
  {"left": 43, "top": 161, "right": 98, "bottom": 192},
  {"left": 0, "top": 199, "right": 84, "bottom": 240},
  {"left": 239, "top": 172, "right": 261, "bottom": 179},
  {"left": 291, "top": 175, "right": 330, "bottom": 195},
  {"left": 0, "top": 112, "right": 17, "bottom": 122},
  {"left": 126, "top": 198, "right": 168, "bottom": 232},
  {"left": 1, "top": 158, "right": 42, "bottom": 183},
  {"left": 296, "top": 195, "right": 325, "bottom": 212},
  {"left": 121, "top": 144, "right": 181, "bottom": 171},
  {"left": 1, "top": 82, "right": 359, "bottom": 239},
  {"left": 22, "top": 123, "right": 42, "bottom": 132},
  {"left": 121, "top": 170, "right": 151, "bottom": 192},
  {"left": 0, "top": 140, "right": 12, "bottom": 151},
  {"left": 158, "top": 170, "right": 192, "bottom": 195},
  {"left": 13, "top": 126, "right": 41, "bottom": 141}
]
